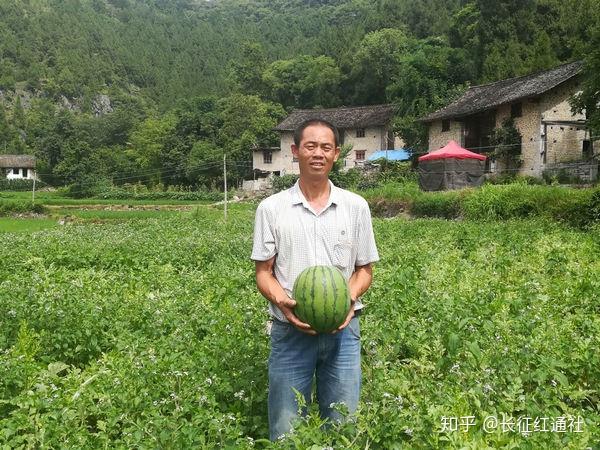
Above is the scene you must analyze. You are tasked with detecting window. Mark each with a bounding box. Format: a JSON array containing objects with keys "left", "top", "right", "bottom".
[
  {"left": 441, "top": 120, "right": 450, "bottom": 132},
  {"left": 356, "top": 128, "right": 365, "bottom": 138},
  {"left": 355, "top": 150, "right": 366, "bottom": 161},
  {"left": 23, "top": 168, "right": 28, "bottom": 177},
  {"left": 13, "top": 168, "right": 19, "bottom": 175},
  {"left": 263, "top": 150, "right": 272, "bottom": 164},
  {"left": 511, "top": 102, "right": 522, "bottom": 118}
]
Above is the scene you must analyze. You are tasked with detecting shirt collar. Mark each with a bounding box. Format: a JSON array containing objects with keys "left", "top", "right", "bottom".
[{"left": 290, "top": 179, "right": 340, "bottom": 208}]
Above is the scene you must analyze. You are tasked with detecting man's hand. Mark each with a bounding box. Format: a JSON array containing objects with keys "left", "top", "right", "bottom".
[
  {"left": 333, "top": 301, "right": 355, "bottom": 333},
  {"left": 275, "top": 296, "right": 317, "bottom": 335}
]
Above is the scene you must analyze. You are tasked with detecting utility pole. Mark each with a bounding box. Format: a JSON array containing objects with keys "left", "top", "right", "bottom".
[
  {"left": 223, "top": 153, "right": 227, "bottom": 221},
  {"left": 32, "top": 174, "right": 36, "bottom": 203}
]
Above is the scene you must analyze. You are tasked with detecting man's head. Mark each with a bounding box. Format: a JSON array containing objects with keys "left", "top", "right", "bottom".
[
  {"left": 292, "top": 119, "right": 341, "bottom": 179},
  {"left": 293, "top": 119, "right": 340, "bottom": 149}
]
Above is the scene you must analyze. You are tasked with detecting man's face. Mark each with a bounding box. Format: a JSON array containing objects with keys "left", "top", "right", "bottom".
[{"left": 292, "top": 124, "right": 340, "bottom": 179}]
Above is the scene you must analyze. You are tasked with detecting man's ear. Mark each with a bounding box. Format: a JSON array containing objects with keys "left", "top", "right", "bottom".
[
  {"left": 333, "top": 146, "right": 341, "bottom": 162},
  {"left": 291, "top": 144, "right": 299, "bottom": 159}
]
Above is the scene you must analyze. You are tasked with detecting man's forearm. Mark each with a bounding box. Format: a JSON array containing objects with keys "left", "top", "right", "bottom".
[
  {"left": 348, "top": 264, "right": 373, "bottom": 303},
  {"left": 256, "top": 266, "right": 289, "bottom": 306}
]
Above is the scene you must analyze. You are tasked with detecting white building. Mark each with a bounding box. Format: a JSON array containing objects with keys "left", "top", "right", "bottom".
[
  {"left": 0, "top": 155, "right": 38, "bottom": 180},
  {"left": 254, "top": 104, "right": 404, "bottom": 176}
]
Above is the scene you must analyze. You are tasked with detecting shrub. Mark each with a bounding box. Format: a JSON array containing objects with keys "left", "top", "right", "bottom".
[
  {"left": 363, "top": 181, "right": 600, "bottom": 227},
  {"left": 94, "top": 186, "right": 222, "bottom": 202},
  {"left": 0, "top": 201, "right": 47, "bottom": 216},
  {"left": 0, "top": 179, "right": 47, "bottom": 191},
  {"left": 271, "top": 174, "right": 298, "bottom": 192},
  {"left": 411, "top": 190, "right": 465, "bottom": 219},
  {"left": 329, "top": 168, "right": 361, "bottom": 189},
  {"left": 485, "top": 173, "right": 545, "bottom": 185}
]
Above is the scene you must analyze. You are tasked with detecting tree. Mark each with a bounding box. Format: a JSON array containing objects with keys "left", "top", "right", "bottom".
[
  {"left": 262, "top": 55, "right": 342, "bottom": 108},
  {"left": 490, "top": 118, "right": 522, "bottom": 170},
  {"left": 216, "top": 94, "right": 285, "bottom": 185},
  {"left": 386, "top": 37, "right": 472, "bottom": 152},
  {"left": 228, "top": 42, "right": 268, "bottom": 96},
  {"left": 128, "top": 114, "right": 177, "bottom": 184},
  {"left": 347, "top": 28, "right": 410, "bottom": 105},
  {"left": 571, "top": 19, "right": 600, "bottom": 139}
]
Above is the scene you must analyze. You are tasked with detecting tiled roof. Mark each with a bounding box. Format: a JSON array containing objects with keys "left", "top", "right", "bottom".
[
  {"left": 275, "top": 104, "right": 396, "bottom": 131},
  {"left": 421, "top": 61, "right": 583, "bottom": 122},
  {"left": 0, "top": 155, "right": 36, "bottom": 168}
]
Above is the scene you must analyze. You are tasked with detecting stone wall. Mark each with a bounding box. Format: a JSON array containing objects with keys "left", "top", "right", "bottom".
[
  {"left": 543, "top": 161, "right": 598, "bottom": 182},
  {"left": 495, "top": 99, "right": 541, "bottom": 176},
  {"left": 427, "top": 120, "right": 463, "bottom": 151},
  {"left": 540, "top": 79, "right": 587, "bottom": 166}
]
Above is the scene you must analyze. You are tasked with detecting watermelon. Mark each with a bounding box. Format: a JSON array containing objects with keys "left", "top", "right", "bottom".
[{"left": 292, "top": 265, "right": 351, "bottom": 333}]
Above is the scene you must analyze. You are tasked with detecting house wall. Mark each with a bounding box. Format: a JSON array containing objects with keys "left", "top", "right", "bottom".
[
  {"left": 495, "top": 98, "right": 541, "bottom": 174},
  {"left": 342, "top": 126, "right": 392, "bottom": 168},
  {"left": 253, "top": 132, "right": 299, "bottom": 175},
  {"left": 5, "top": 168, "right": 36, "bottom": 180},
  {"left": 540, "top": 80, "right": 586, "bottom": 166},
  {"left": 495, "top": 79, "right": 586, "bottom": 176},
  {"left": 427, "top": 120, "right": 463, "bottom": 150}
]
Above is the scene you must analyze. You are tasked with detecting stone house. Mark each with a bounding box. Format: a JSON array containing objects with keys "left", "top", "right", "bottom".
[
  {"left": 421, "top": 61, "right": 597, "bottom": 180},
  {"left": 253, "top": 104, "right": 403, "bottom": 176},
  {"left": 0, "top": 155, "right": 38, "bottom": 180}
]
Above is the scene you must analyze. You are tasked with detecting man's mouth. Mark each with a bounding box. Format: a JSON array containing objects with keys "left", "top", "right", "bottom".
[{"left": 310, "top": 162, "right": 324, "bottom": 168}]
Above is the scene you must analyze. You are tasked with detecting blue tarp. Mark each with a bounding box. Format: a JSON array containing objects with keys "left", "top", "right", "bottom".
[{"left": 367, "top": 149, "right": 411, "bottom": 161}]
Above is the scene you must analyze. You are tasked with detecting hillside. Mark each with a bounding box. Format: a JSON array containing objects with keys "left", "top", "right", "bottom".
[{"left": 0, "top": 0, "right": 598, "bottom": 190}]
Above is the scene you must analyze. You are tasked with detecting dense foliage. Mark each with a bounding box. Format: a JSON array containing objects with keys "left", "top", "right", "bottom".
[
  {"left": 364, "top": 182, "right": 600, "bottom": 228},
  {"left": 0, "top": 0, "right": 598, "bottom": 190},
  {"left": 0, "top": 205, "right": 598, "bottom": 447}
]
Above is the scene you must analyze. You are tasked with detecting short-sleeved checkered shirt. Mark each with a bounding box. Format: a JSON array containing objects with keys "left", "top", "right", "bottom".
[{"left": 251, "top": 180, "right": 379, "bottom": 322}]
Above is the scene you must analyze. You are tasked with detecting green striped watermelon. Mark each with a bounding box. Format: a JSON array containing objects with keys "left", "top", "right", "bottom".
[{"left": 292, "top": 265, "right": 351, "bottom": 333}]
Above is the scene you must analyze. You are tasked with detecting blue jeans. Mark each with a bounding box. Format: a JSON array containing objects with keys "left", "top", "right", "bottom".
[{"left": 268, "top": 316, "right": 361, "bottom": 441}]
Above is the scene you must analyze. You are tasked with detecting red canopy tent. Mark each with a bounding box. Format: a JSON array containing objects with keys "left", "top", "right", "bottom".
[
  {"left": 419, "top": 140, "right": 487, "bottom": 162},
  {"left": 418, "top": 140, "right": 487, "bottom": 191}
]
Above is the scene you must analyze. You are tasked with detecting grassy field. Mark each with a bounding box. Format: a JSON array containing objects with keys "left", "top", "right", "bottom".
[
  {"left": 0, "top": 190, "right": 215, "bottom": 206},
  {"left": 0, "top": 202, "right": 598, "bottom": 448},
  {"left": 0, "top": 217, "right": 59, "bottom": 233},
  {"left": 0, "top": 190, "right": 222, "bottom": 232}
]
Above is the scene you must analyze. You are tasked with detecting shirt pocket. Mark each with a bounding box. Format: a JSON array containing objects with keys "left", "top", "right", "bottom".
[{"left": 333, "top": 240, "right": 353, "bottom": 271}]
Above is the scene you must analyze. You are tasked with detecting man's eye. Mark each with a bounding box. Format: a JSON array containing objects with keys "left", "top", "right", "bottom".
[
  {"left": 305, "top": 144, "right": 316, "bottom": 150},
  {"left": 322, "top": 146, "right": 332, "bottom": 152}
]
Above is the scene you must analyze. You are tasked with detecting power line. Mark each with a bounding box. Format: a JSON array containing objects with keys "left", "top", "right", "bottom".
[
  {"left": 55, "top": 159, "right": 256, "bottom": 194},
  {"left": 412, "top": 135, "right": 600, "bottom": 155}
]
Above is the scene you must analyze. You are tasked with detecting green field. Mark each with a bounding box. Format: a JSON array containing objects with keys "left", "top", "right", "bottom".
[
  {"left": 0, "top": 204, "right": 598, "bottom": 448},
  {"left": 0, "top": 191, "right": 214, "bottom": 206}
]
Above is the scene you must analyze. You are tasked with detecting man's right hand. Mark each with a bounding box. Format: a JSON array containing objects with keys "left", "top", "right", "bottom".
[{"left": 275, "top": 297, "right": 317, "bottom": 335}]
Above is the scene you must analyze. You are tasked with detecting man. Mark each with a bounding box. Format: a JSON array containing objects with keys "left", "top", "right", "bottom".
[{"left": 251, "top": 119, "right": 379, "bottom": 440}]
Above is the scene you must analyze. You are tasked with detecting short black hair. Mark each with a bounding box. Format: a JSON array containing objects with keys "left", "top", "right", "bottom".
[{"left": 293, "top": 119, "right": 340, "bottom": 148}]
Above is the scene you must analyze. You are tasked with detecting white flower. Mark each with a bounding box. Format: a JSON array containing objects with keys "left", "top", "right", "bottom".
[{"left": 234, "top": 390, "right": 246, "bottom": 400}]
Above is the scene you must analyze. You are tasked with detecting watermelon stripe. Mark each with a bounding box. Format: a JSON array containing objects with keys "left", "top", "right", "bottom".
[
  {"left": 327, "top": 266, "right": 338, "bottom": 330},
  {"left": 299, "top": 267, "right": 310, "bottom": 322},
  {"left": 321, "top": 266, "right": 330, "bottom": 330},
  {"left": 310, "top": 267, "right": 317, "bottom": 326}
]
